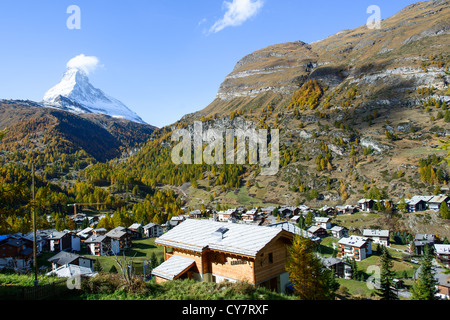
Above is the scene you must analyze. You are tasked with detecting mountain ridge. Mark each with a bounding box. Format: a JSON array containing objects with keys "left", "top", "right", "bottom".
[
  {"left": 43, "top": 67, "right": 147, "bottom": 124},
  {"left": 121, "top": 0, "right": 449, "bottom": 214}
]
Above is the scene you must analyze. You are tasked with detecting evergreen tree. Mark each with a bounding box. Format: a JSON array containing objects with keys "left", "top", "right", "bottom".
[
  {"left": 109, "top": 265, "right": 118, "bottom": 273},
  {"left": 150, "top": 252, "right": 158, "bottom": 269},
  {"left": 411, "top": 245, "right": 439, "bottom": 300},
  {"left": 350, "top": 259, "right": 359, "bottom": 280},
  {"left": 297, "top": 214, "right": 306, "bottom": 230},
  {"left": 376, "top": 247, "right": 398, "bottom": 300},
  {"left": 93, "top": 259, "right": 103, "bottom": 272},
  {"left": 305, "top": 211, "right": 315, "bottom": 227},
  {"left": 285, "top": 236, "right": 338, "bottom": 300},
  {"left": 439, "top": 201, "right": 450, "bottom": 219}
]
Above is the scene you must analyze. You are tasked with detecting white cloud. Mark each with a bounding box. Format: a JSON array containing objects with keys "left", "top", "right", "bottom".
[
  {"left": 66, "top": 54, "right": 100, "bottom": 75},
  {"left": 208, "top": 0, "right": 264, "bottom": 34}
]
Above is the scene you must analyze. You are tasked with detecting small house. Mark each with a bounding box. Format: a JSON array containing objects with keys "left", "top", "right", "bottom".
[
  {"left": 48, "top": 251, "right": 94, "bottom": 270},
  {"left": 323, "top": 257, "right": 352, "bottom": 279},
  {"left": 217, "top": 209, "right": 237, "bottom": 222},
  {"left": 428, "top": 195, "right": 450, "bottom": 211},
  {"left": 358, "top": 199, "right": 375, "bottom": 212},
  {"left": 307, "top": 226, "right": 328, "bottom": 238},
  {"left": 413, "top": 234, "right": 436, "bottom": 255},
  {"left": 314, "top": 217, "right": 332, "bottom": 229},
  {"left": 48, "top": 231, "right": 72, "bottom": 253},
  {"left": 46, "top": 264, "right": 97, "bottom": 278},
  {"left": 242, "top": 209, "right": 259, "bottom": 222},
  {"left": 85, "top": 235, "right": 111, "bottom": 256},
  {"left": 143, "top": 223, "right": 163, "bottom": 238},
  {"left": 0, "top": 237, "right": 33, "bottom": 269},
  {"left": 189, "top": 210, "right": 203, "bottom": 219},
  {"left": 279, "top": 206, "right": 295, "bottom": 219},
  {"left": 405, "top": 197, "right": 427, "bottom": 212},
  {"left": 335, "top": 205, "right": 357, "bottom": 215},
  {"left": 362, "top": 229, "right": 390, "bottom": 246},
  {"left": 106, "top": 227, "right": 132, "bottom": 253},
  {"left": 93, "top": 228, "right": 107, "bottom": 235},
  {"left": 319, "top": 205, "right": 335, "bottom": 216},
  {"left": 77, "top": 227, "right": 94, "bottom": 241},
  {"left": 330, "top": 226, "right": 348, "bottom": 239},
  {"left": 434, "top": 244, "right": 450, "bottom": 268},
  {"left": 128, "top": 223, "right": 144, "bottom": 239}
]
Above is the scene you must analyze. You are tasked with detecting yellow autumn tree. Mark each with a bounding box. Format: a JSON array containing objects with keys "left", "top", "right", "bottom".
[{"left": 285, "top": 236, "right": 338, "bottom": 300}]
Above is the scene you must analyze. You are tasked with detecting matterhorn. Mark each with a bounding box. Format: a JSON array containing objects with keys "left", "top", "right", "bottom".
[{"left": 43, "top": 65, "right": 146, "bottom": 124}]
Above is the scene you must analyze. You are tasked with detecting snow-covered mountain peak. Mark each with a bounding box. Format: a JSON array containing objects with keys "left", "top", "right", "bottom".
[{"left": 43, "top": 67, "right": 146, "bottom": 124}]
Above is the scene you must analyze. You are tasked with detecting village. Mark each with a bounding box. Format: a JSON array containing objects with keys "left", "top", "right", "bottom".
[{"left": 1, "top": 193, "right": 449, "bottom": 300}]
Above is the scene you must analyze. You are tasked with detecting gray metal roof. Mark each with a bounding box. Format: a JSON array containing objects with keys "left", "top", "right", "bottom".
[
  {"left": 434, "top": 244, "right": 450, "bottom": 255},
  {"left": 105, "top": 227, "right": 127, "bottom": 239},
  {"left": 151, "top": 255, "right": 195, "bottom": 280},
  {"left": 155, "top": 219, "right": 286, "bottom": 257},
  {"left": 363, "top": 229, "right": 390, "bottom": 237},
  {"left": 85, "top": 234, "right": 107, "bottom": 244},
  {"left": 338, "top": 235, "right": 370, "bottom": 248},
  {"left": 48, "top": 251, "right": 82, "bottom": 265}
]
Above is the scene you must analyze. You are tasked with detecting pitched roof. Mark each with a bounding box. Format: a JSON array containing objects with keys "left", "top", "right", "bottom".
[
  {"left": 106, "top": 227, "right": 128, "bottom": 239},
  {"left": 46, "top": 264, "right": 97, "bottom": 278},
  {"left": 315, "top": 217, "right": 331, "bottom": 223},
  {"left": 338, "top": 236, "right": 370, "bottom": 248},
  {"left": 307, "top": 226, "right": 325, "bottom": 233},
  {"left": 322, "top": 257, "right": 350, "bottom": 267},
  {"left": 155, "top": 219, "right": 288, "bottom": 257},
  {"left": 363, "top": 229, "right": 390, "bottom": 237},
  {"left": 48, "top": 231, "right": 69, "bottom": 240},
  {"left": 85, "top": 234, "right": 107, "bottom": 244},
  {"left": 151, "top": 255, "right": 196, "bottom": 280},
  {"left": 408, "top": 195, "right": 433, "bottom": 204},
  {"left": 434, "top": 244, "right": 450, "bottom": 255},
  {"left": 267, "top": 222, "right": 314, "bottom": 239},
  {"left": 429, "top": 195, "right": 449, "bottom": 204},
  {"left": 48, "top": 251, "right": 81, "bottom": 265}
]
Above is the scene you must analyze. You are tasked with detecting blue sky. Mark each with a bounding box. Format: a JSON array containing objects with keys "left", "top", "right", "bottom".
[{"left": 0, "top": 0, "right": 420, "bottom": 128}]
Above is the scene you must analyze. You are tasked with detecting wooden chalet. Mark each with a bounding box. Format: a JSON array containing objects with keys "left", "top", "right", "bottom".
[
  {"left": 306, "top": 226, "right": 328, "bottom": 238},
  {"left": 152, "top": 219, "right": 295, "bottom": 293},
  {"left": 0, "top": 237, "right": 33, "bottom": 269}
]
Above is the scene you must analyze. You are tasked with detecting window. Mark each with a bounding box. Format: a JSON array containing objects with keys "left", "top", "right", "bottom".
[{"left": 268, "top": 253, "right": 273, "bottom": 264}]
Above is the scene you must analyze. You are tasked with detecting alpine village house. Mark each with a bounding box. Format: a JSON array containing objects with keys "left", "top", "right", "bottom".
[{"left": 151, "top": 219, "right": 295, "bottom": 293}]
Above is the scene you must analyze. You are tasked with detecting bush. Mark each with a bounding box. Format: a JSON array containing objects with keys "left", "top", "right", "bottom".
[{"left": 81, "top": 273, "right": 125, "bottom": 295}]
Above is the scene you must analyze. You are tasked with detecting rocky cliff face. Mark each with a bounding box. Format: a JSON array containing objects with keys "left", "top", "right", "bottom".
[
  {"left": 166, "top": 0, "right": 450, "bottom": 212},
  {"left": 203, "top": 0, "right": 449, "bottom": 116}
]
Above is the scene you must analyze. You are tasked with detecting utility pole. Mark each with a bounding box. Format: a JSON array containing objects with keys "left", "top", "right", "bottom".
[{"left": 32, "top": 163, "right": 38, "bottom": 286}]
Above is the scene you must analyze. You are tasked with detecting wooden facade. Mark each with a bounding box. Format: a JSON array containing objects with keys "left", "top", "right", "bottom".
[{"left": 154, "top": 223, "right": 294, "bottom": 293}]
